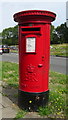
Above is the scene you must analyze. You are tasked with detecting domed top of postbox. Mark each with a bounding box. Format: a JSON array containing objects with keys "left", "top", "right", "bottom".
[{"left": 13, "top": 10, "right": 56, "bottom": 24}]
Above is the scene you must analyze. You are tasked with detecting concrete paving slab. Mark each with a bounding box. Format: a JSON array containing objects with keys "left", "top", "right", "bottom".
[
  {"left": 0, "top": 108, "right": 2, "bottom": 120},
  {"left": 2, "top": 107, "right": 17, "bottom": 118},
  {"left": 0, "top": 86, "right": 2, "bottom": 92},
  {"left": 2, "top": 87, "right": 18, "bottom": 104},
  {"left": 2, "top": 96, "right": 13, "bottom": 108},
  {"left": 24, "top": 112, "right": 43, "bottom": 118},
  {"left": 1, "top": 92, "right": 19, "bottom": 118},
  {"left": 1, "top": 85, "right": 19, "bottom": 118},
  {"left": 0, "top": 93, "right": 2, "bottom": 104},
  {"left": 0, "top": 104, "right": 3, "bottom": 108}
]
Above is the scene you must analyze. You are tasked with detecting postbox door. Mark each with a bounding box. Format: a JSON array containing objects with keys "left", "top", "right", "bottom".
[{"left": 19, "top": 26, "right": 49, "bottom": 93}]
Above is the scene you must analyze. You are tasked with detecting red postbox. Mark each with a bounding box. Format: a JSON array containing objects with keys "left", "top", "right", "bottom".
[{"left": 13, "top": 10, "right": 56, "bottom": 111}]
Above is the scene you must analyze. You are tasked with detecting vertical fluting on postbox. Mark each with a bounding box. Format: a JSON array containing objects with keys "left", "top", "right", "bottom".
[{"left": 13, "top": 10, "right": 56, "bottom": 111}]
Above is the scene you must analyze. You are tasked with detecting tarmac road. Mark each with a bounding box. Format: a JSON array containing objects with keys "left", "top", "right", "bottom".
[
  {"left": 50, "top": 56, "right": 67, "bottom": 74},
  {"left": 2, "top": 53, "right": 19, "bottom": 63},
  {"left": 1, "top": 53, "right": 68, "bottom": 74}
]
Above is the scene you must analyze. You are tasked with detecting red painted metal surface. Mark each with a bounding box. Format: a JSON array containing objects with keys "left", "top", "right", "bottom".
[{"left": 13, "top": 10, "right": 56, "bottom": 93}]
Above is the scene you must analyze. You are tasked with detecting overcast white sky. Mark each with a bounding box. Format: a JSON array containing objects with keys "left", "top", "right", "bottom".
[{"left": 0, "top": 0, "right": 67, "bottom": 32}]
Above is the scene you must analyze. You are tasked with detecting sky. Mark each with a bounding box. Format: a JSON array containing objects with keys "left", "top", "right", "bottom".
[{"left": 0, "top": 0, "right": 67, "bottom": 32}]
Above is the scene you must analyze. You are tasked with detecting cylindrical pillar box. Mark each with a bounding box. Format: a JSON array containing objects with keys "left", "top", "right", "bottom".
[{"left": 13, "top": 10, "right": 56, "bottom": 111}]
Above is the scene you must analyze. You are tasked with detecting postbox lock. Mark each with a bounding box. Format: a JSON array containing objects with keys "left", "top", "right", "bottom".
[{"left": 38, "top": 64, "right": 43, "bottom": 67}]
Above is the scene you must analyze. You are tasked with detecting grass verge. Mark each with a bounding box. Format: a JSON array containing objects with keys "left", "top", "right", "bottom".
[
  {"left": 2, "top": 61, "right": 19, "bottom": 88},
  {"left": 39, "top": 72, "right": 67, "bottom": 118},
  {"left": 50, "top": 43, "right": 68, "bottom": 57},
  {"left": 2, "top": 61, "right": 67, "bottom": 118},
  {"left": 14, "top": 109, "right": 26, "bottom": 119}
]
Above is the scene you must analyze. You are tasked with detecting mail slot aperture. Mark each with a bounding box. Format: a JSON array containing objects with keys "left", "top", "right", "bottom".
[
  {"left": 22, "top": 27, "right": 40, "bottom": 31},
  {"left": 21, "top": 26, "right": 41, "bottom": 35}
]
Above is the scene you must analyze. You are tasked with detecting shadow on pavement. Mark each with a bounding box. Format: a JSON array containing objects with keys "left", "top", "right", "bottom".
[{"left": 2, "top": 85, "right": 18, "bottom": 105}]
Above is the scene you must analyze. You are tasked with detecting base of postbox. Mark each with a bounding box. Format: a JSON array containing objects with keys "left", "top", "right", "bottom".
[{"left": 18, "top": 90, "right": 49, "bottom": 111}]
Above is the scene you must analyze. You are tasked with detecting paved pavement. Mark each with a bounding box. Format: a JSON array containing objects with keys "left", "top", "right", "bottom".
[
  {"left": 0, "top": 81, "right": 19, "bottom": 119},
  {"left": 0, "top": 81, "right": 44, "bottom": 119},
  {"left": 23, "top": 112, "right": 45, "bottom": 118},
  {"left": 2, "top": 96, "right": 18, "bottom": 118}
]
